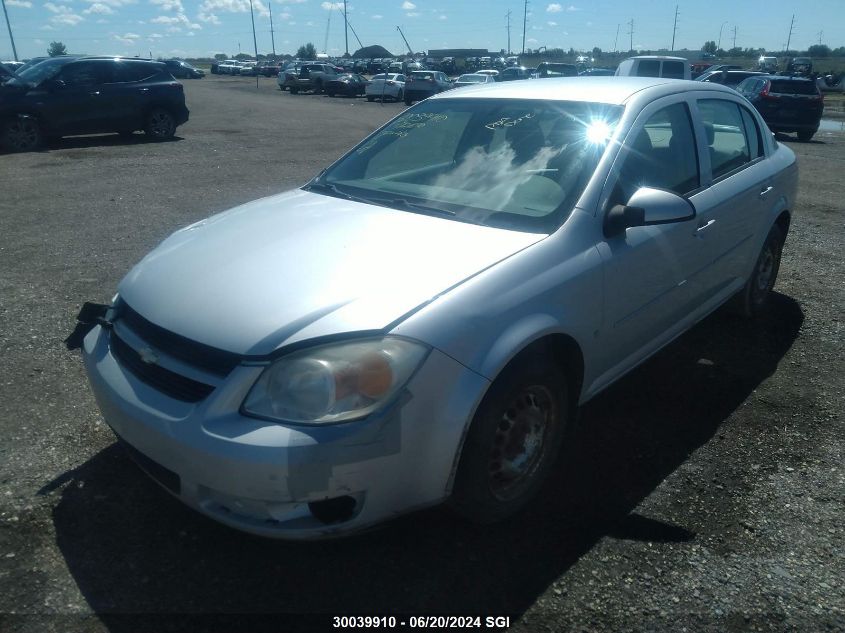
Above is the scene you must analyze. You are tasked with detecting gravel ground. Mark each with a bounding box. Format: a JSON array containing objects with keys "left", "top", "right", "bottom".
[{"left": 1, "top": 76, "right": 843, "bottom": 633}]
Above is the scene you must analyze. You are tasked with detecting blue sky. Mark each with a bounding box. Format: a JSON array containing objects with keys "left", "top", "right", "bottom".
[{"left": 2, "top": 0, "right": 843, "bottom": 61}]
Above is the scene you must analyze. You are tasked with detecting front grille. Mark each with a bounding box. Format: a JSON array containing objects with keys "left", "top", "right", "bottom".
[
  {"left": 111, "top": 332, "right": 215, "bottom": 403},
  {"left": 118, "top": 303, "right": 241, "bottom": 377},
  {"left": 118, "top": 437, "right": 181, "bottom": 495}
]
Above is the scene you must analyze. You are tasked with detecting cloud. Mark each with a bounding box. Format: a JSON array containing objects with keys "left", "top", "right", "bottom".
[
  {"left": 547, "top": 20, "right": 556, "bottom": 26},
  {"left": 45, "top": 2, "right": 85, "bottom": 24},
  {"left": 546, "top": 3, "right": 561, "bottom": 12},
  {"left": 150, "top": 0, "right": 183, "bottom": 11},
  {"left": 438, "top": 14, "right": 446, "bottom": 20},
  {"left": 320, "top": 1, "right": 342, "bottom": 9},
  {"left": 6, "top": 0, "right": 33, "bottom": 7},
  {"left": 406, "top": 11, "right": 419, "bottom": 17},
  {"left": 401, "top": 0, "right": 415, "bottom": 9},
  {"left": 198, "top": 11, "right": 220, "bottom": 23},
  {"left": 371, "top": 13, "right": 382, "bottom": 18},
  {"left": 200, "top": 0, "right": 267, "bottom": 18},
  {"left": 113, "top": 32, "right": 140, "bottom": 45},
  {"left": 150, "top": 11, "right": 199, "bottom": 27},
  {"left": 84, "top": 3, "right": 114, "bottom": 14},
  {"left": 567, "top": 4, "right": 580, "bottom": 10}
]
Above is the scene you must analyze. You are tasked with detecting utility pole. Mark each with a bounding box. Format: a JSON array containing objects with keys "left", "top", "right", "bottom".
[
  {"left": 717, "top": 21, "right": 727, "bottom": 51},
  {"left": 1, "top": 0, "right": 17, "bottom": 61},
  {"left": 817, "top": 30, "right": 822, "bottom": 46},
  {"left": 785, "top": 13, "right": 795, "bottom": 52},
  {"left": 269, "top": 0, "right": 276, "bottom": 56},
  {"left": 249, "top": 0, "right": 258, "bottom": 87},
  {"left": 522, "top": 0, "right": 528, "bottom": 54},
  {"left": 731, "top": 25, "right": 737, "bottom": 50},
  {"left": 613, "top": 23, "right": 619, "bottom": 52},
  {"left": 627, "top": 18, "right": 634, "bottom": 53},
  {"left": 506, "top": 10, "right": 511, "bottom": 55},
  {"left": 343, "top": 0, "right": 348, "bottom": 56},
  {"left": 671, "top": 5, "right": 678, "bottom": 51}
]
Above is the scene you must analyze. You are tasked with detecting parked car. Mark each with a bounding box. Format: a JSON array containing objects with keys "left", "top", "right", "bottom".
[
  {"left": 0, "top": 56, "right": 189, "bottom": 151},
  {"left": 163, "top": 59, "right": 205, "bottom": 79},
  {"left": 736, "top": 74, "right": 824, "bottom": 141},
  {"left": 500, "top": 66, "right": 531, "bottom": 81},
  {"left": 2, "top": 60, "right": 24, "bottom": 73},
  {"left": 284, "top": 63, "right": 340, "bottom": 94},
  {"left": 76, "top": 77, "right": 796, "bottom": 539},
  {"left": 365, "top": 73, "right": 405, "bottom": 102},
  {"left": 325, "top": 73, "right": 367, "bottom": 97},
  {"left": 532, "top": 62, "right": 578, "bottom": 78},
  {"left": 476, "top": 69, "right": 500, "bottom": 81},
  {"left": 277, "top": 61, "right": 307, "bottom": 90},
  {"left": 578, "top": 67, "right": 615, "bottom": 77},
  {"left": 615, "top": 56, "right": 690, "bottom": 80},
  {"left": 787, "top": 57, "right": 813, "bottom": 77},
  {"left": 757, "top": 56, "right": 779, "bottom": 73},
  {"left": 696, "top": 69, "right": 765, "bottom": 89},
  {"left": 0, "top": 64, "right": 14, "bottom": 85},
  {"left": 238, "top": 62, "right": 259, "bottom": 76},
  {"left": 452, "top": 73, "right": 496, "bottom": 88},
  {"left": 404, "top": 70, "right": 452, "bottom": 104},
  {"left": 216, "top": 59, "right": 241, "bottom": 75},
  {"left": 14, "top": 57, "right": 49, "bottom": 74}
]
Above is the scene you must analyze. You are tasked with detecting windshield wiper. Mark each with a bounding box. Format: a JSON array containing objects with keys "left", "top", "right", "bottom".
[
  {"left": 377, "top": 196, "right": 456, "bottom": 216},
  {"left": 303, "top": 181, "right": 372, "bottom": 205}
]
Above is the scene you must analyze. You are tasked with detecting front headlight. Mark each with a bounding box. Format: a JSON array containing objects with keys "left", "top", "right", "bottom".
[{"left": 242, "top": 337, "right": 429, "bottom": 425}]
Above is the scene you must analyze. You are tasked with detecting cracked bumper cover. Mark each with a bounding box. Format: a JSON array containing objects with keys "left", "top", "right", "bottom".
[{"left": 81, "top": 325, "right": 489, "bottom": 539}]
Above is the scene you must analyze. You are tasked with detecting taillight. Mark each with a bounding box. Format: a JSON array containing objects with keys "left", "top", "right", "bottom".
[{"left": 760, "top": 82, "right": 779, "bottom": 100}]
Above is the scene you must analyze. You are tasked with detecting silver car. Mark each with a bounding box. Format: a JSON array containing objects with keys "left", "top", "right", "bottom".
[{"left": 79, "top": 78, "right": 797, "bottom": 539}]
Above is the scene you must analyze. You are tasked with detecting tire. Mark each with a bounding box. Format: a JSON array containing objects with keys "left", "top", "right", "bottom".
[
  {"left": 797, "top": 129, "right": 816, "bottom": 142},
  {"left": 289, "top": 87, "right": 298, "bottom": 95},
  {"left": 313, "top": 80, "right": 323, "bottom": 94},
  {"left": 404, "top": 96, "right": 413, "bottom": 105},
  {"left": 144, "top": 107, "right": 177, "bottom": 140},
  {"left": 396, "top": 89, "right": 404, "bottom": 102},
  {"left": 731, "top": 224, "right": 785, "bottom": 318},
  {"left": 450, "top": 352, "right": 570, "bottom": 523},
  {"left": 327, "top": 91, "right": 335, "bottom": 97},
  {"left": 366, "top": 96, "right": 374, "bottom": 102},
  {"left": 2, "top": 115, "right": 42, "bottom": 152}
]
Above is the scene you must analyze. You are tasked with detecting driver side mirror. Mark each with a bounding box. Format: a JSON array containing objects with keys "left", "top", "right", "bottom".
[{"left": 604, "top": 187, "right": 696, "bottom": 238}]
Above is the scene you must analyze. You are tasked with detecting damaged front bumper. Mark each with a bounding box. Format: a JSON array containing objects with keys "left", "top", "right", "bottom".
[{"left": 81, "top": 323, "right": 488, "bottom": 539}]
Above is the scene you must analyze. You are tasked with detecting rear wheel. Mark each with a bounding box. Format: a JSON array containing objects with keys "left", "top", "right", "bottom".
[
  {"left": 731, "top": 224, "right": 785, "bottom": 318},
  {"left": 450, "top": 352, "right": 570, "bottom": 523},
  {"left": 404, "top": 95, "right": 413, "bottom": 105},
  {"left": 2, "top": 116, "right": 42, "bottom": 152},
  {"left": 144, "top": 108, "right": 176, "bottom": 140},
  {"left": 396, "top": 89, "right": 404, "bottom": 102},
  {"left": 327, "top": 90, "right": 335, "bottom": 97},
  {"left": 290, "top": 86, "right": 299, "bottom": 95},
  {"left": 797, "top": 129, "right": 816, "bottom": 142},
  {"left": 366, "top": 96, "right": 374, "bottom": 102}
]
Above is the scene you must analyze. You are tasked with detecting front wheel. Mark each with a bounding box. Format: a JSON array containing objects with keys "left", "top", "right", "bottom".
[
  {"left": 2, "top": 116, "right": 43, "bottom": 152},
  {"left": 396, "top": 89, "right": 404, "bottom": 102},
  {"left": 404, "top": 96, "right": 413, "bottom": 105},
  {"left": 731, "top": 224, "right": 785, "bottom": 318},
  {"left": 450, "top": 353, "right": 570, "bottom": 523},
  {"left": 144, "top": 108, "right": 176, "bottom": 140}
]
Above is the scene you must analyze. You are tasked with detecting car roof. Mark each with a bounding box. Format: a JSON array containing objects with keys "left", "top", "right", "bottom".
[
  {"left": 627, "top": 55, "right": 687, "bottom": 61},
  {"left": 430, "top": 77, "right": 737, "bottom": 105}
]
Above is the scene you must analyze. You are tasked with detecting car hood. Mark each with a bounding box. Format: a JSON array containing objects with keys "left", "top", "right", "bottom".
[{"left": 118, "top": 189, "right": 544, "bottom": 356}]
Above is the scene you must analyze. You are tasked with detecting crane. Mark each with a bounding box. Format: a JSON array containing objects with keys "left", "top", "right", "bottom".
[{"left": 396, "top": 26, "right": 413, "bottom": 56}]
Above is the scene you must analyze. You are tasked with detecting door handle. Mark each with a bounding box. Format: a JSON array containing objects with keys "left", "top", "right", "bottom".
[
  {"left": 138, "top": 87, "right": 150, "bottom": 93},
  {"left": 759, "top": 186, "right": 774, "bottom": 198},
  {"left": 694, "top": 219, "right": 716, "bottom": 237},
  {"left": 89, "top": 91, "right": 100, "bottom": 96}
]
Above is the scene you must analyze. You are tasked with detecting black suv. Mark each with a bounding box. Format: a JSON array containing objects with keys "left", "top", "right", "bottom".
[
  {"left": 736, "top": 75, "right": 823, "bottom": 142},
  {"left": 0, "top": 56, "right": 190, "bottom": 151},
  {"left": 163, "top": 59, "right": 205, "bottom": 79}
]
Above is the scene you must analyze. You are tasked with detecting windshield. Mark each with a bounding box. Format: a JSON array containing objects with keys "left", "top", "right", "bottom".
[
  {"left": 15, "top": 57, "right": 77, "bottom": 86},
  {"left": 313, "top": 98, "right": 622, "bottom": 233}
]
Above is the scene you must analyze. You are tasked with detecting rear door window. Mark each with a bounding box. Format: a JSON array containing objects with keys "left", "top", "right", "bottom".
[
  {"left": 637, "top": 60, "right": 660, "bottom": 77},
  {"left": 698, "top": 99, "right": 753, "bottom": 179},
  {"left": 58, "top": 61, "right": 111, "bottom": 87},
  {"left": 769, "top": 79, "right": 817, "bottom": 95}
]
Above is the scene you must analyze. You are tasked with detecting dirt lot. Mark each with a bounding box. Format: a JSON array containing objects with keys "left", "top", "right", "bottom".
[{"left": 1, "top": 75, "right": 843, "bottom": 633}]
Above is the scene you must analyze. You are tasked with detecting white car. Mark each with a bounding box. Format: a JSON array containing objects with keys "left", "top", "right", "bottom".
[
  {"left": 365, "top": 73, "right": 406, "bottom": 102},
  {"left": 78, "top": 78, "right": 797, "bottom": 539},
  {"left": 453, "top": 73, "right": 496, "bottom": 88}
]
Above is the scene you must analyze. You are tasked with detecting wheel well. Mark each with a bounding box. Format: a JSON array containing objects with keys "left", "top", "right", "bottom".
[
  {"left": 775, "top": 211, "right": 791, "bottom": 238},
  {"left": 508, "top": 334, "right": 585, "bottom": 406}
]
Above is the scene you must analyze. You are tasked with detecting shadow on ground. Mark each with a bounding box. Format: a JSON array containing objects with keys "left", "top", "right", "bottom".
[{"left": 45, "top": 293, "right": 803, "bottom": 630}]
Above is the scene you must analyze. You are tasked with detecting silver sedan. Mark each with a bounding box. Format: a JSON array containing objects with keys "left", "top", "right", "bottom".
[{"left": 80, "top": 78, "right": 797, "bottom": 538}]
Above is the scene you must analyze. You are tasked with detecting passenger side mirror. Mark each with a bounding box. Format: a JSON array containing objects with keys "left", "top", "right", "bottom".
[{"left": 604, "top": 187, "right": 695, "bottom": 238}]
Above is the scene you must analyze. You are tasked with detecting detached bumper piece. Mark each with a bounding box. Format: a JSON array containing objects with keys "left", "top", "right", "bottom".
[{"left": 65, "top": 302, "right": 113, "bottom": 350}]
